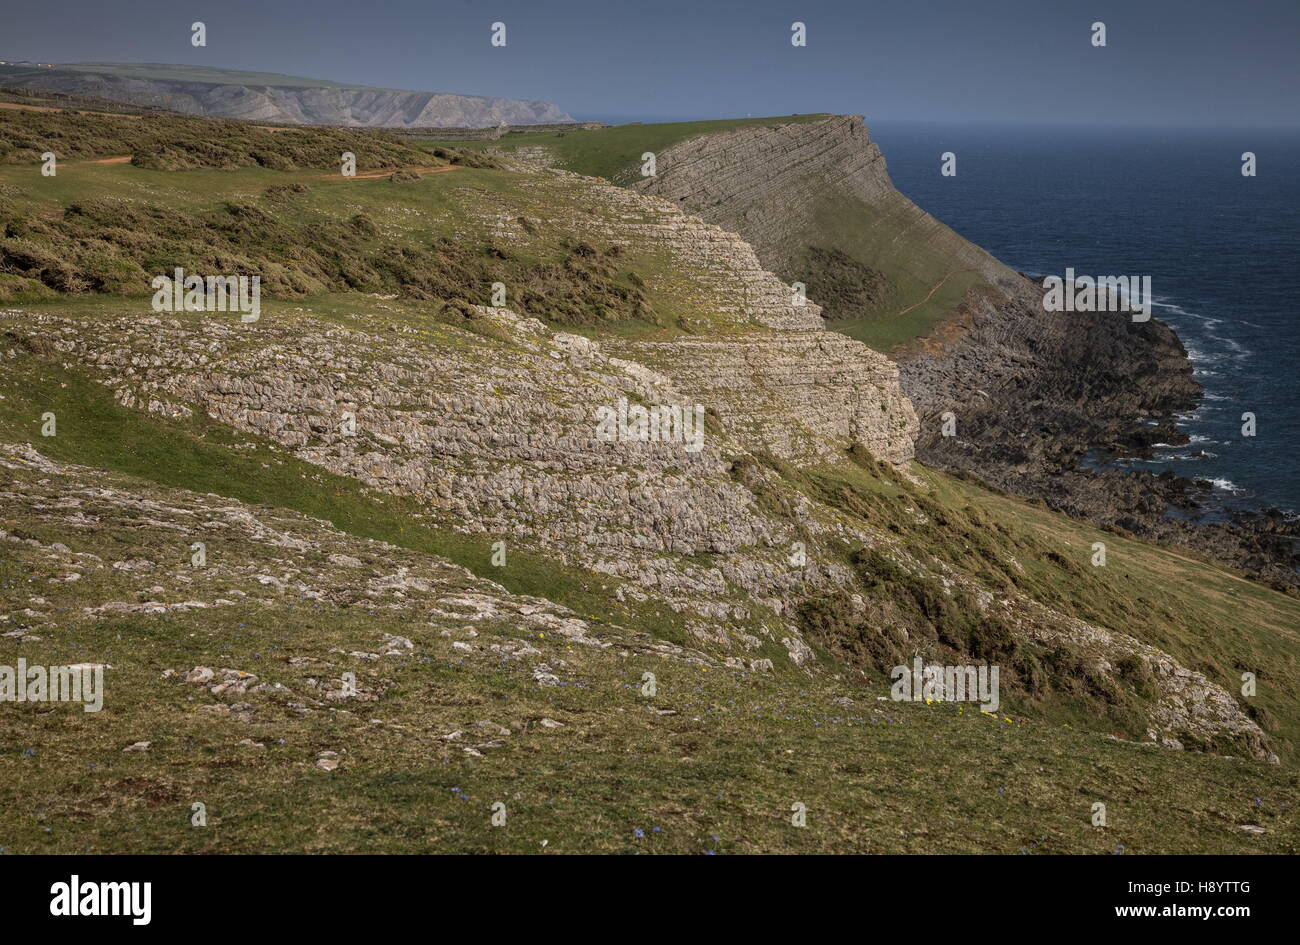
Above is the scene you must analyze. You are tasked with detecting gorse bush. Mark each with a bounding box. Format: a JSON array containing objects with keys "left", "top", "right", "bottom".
[
  {"left": 789, "top": 246, "right": 888, "bottom": 322},
  {"left": 0, "top": 107, "right": 443, "bottom": 170},
  {"left": 0, "top": 109, "right": 648, "bottom": 323},
  {"left": 0, "top": 193, "right": 651, "bottom": 323}
]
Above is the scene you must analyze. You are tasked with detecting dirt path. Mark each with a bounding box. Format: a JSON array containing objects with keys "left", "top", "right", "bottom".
[
  {"left": 313, "top": 164, "right": 462, "bottom": 181},
  {"left": 0, "top": 102, "right": 65, "bottom": 114},
  {"left": 0, "top": 102, "right": 142, "bottom": 118},
  {"left": 894, "top": 268, "right": 975, "bottom": 317},
  {"left": 63, "top": 157, "right": 459, "bottom": 176}
]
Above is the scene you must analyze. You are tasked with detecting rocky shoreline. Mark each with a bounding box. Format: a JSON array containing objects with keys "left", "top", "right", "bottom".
[{"left": 898, "top": 283, "right": 1299, "bottom": 589}]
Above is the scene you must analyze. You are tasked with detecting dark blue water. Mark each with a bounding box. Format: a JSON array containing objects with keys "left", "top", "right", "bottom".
[{"left": 870, "top": 121, "right": 1300, "bottom": 514}]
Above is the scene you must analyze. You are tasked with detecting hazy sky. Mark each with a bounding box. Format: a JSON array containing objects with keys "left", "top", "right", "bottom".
[{"left": 3, "top": 0, "right": 1297, "bottom": 126}]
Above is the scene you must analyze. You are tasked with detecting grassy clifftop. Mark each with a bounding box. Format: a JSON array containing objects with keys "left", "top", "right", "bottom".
[{"left": 417, "top": 114, "right": 832, "bottom": 181}]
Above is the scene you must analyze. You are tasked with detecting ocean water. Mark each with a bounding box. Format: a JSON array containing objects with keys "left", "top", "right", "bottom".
[{"left": 870, "top": 121, "right": 1300, "bottom": 514}]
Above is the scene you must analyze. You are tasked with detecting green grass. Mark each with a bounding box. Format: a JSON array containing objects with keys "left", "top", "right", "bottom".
[
  {"left": 0, "top": 106, "right": 433, "bottom": 169},
  {"left": 417, "top": 114, "right": 832, "bottom": 181},
  {"left": 797, "top": 192, "right": 990, "bottom": 352},
  {"left": 0, "top": 143, "right": 752, "bottom": 332},
  {"left": 0, "top": 599, "right": 1293, "bottom": 854},
  {"left": 724, "top": 449, "right": 1300, "bottom": 759}
]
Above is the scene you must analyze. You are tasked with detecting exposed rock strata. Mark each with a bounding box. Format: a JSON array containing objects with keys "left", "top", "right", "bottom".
[
  {"left": 635, "top": 114, "right": 1296, "bottom": 584},
  {"left": 3, "top": 298, "right": 1275, "bottom": 759},
  {"left": 0, "top": 147, "right": 1278, "bottom": 757},
  {"left": 635, "top": 115, "right": 1021, "bottom": 294}
]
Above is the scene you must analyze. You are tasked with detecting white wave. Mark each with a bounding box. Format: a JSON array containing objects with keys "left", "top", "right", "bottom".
[{"left": 1209, "top": 478, "right": 1246, "bottom": 494}]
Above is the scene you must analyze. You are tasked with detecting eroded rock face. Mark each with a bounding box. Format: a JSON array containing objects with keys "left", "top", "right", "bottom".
[
  {"left": 520, "top": 168, "right": 830, "bottom": 333},
  {"left": 634, "top": 115, "right": 1024, "bottom": 295},
  {"left": 483, "top": 167, "right": 919, "bottom": 465},
  {"left": 13, "top": 308, "right": 827, "bottom": 632},
  {"left": 617, "top": 333, "right": 916, "bottom": 465}
]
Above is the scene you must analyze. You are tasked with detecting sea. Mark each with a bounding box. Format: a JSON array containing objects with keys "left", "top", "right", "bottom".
[{"left": 869, "top": 121, "right": 1299, "bottom": 516}]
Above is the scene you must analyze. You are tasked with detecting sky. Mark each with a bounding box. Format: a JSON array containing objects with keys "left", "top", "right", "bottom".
[{"left": 2, "top": 0, "right": 1297, "bottom": 126}]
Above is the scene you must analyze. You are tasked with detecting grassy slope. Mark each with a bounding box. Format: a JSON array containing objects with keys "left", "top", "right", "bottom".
[
  {"left": 802, "top": 191, "right": 988, "bottom": 350},
  {"left": 3, "top": 609, "right": 1293, "bottom": 854},
  {"left": 0, "top": 150, "right": 739, "bottom": 335},
  {"left": 0, "top": 346, "right": 1295, "bottom": 853},
  {"left": 0, "top": 105, "right": 435, "bottom": 169},
  {"left": 0, "top": 103, "right": 988, "bottom": 351}
]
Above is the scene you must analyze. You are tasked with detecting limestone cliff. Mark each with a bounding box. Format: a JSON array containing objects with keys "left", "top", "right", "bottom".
[
  {"left": 0, "top": 110, "right": 1279, "bottom": 760},
  {"left": 629, "top": 115, "right": 1266, "bottom": 574},
  {"left": 634, "top": 115, "right": 1023, "bottom": 299}
]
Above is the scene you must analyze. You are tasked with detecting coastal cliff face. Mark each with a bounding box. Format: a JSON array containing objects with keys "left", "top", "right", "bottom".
[
  {"left": 0, "top": 67, "right": 572, "bottom": 128},
  {"left": 629, "top": 115, "right": 1300, "bottom": 580},
  {"left": 634, "top": 115, "right": 1025, "bottom": 319}
]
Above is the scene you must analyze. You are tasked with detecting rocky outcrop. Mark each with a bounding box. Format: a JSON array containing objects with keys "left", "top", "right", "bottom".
[
  {"left": 1, "top": 65, "right": 573, "bottom": 128},
  {"left": 621, "top": 332, "right": 916, "bottom": 465},
  {"left": 899, "top": 288, "right": 1200, "bottom": 491},
  {"left": 635, "top": 114, "right": 1025, "bottom": 299}
]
